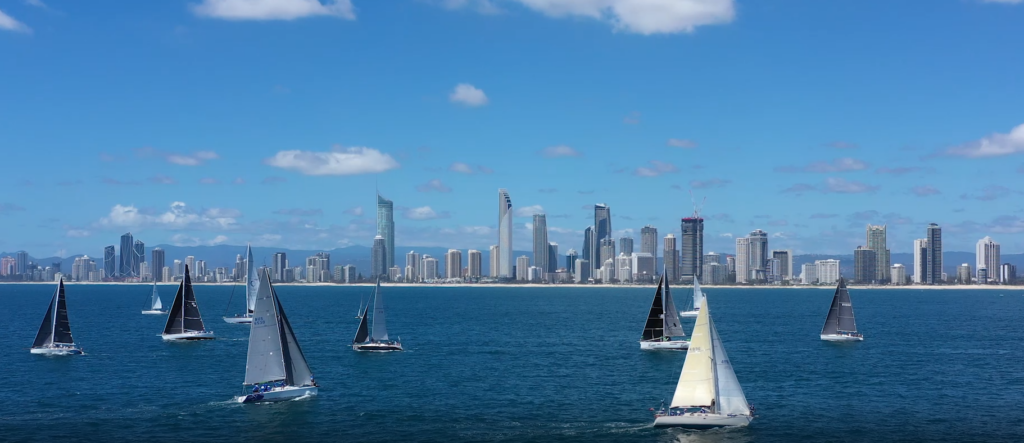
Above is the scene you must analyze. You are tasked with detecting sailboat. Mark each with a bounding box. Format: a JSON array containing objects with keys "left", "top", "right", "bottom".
[
  {"left": 355, "top": 296, "right": 364, "bottom": 319},
  {"left": 640, "top": 275, "right": 689, "bottom": 350},
  {"left": 654, "top": 298, "right": 753, "bottom": 428},
  {"left": 30, "top": 278, "right": 83, "bottom": 355},
  {"left": 224, "top": 244, "right": 259, "bottom": 324},
  {"left": 238, "top": 269, "right": 318, "bottom": 403},
  {"left": 820, "top": 277, "right": 863, "bottom": 341},
  {"left": 679, "top": 278, "right": 706, "bottom": 318},
  {"left": 162, "top": 265, "right": 215, "bottom": 341},
  {"left": 352, "top": 278, "right": 403, "bottom": 352},
  {"left": 142, "top": 281, "right": 166, "bottom": 315}
]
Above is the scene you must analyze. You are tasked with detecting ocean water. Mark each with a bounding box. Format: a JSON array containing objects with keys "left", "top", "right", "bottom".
[{"left": 1, "top": 283, "right": 1023, "bottom": 442}]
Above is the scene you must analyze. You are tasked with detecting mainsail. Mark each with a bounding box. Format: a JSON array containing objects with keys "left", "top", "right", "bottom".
[
  {"left": 370, "top": 278, "right": 389, "bottom": 341},
  {"left": 353, "top": 304, "right": 370, "bottom": 343},
  {"left": 245, "top": 270, "right": 287, "bottom": 385},
  {"left": 642, "top": 276, "right": 666, "bottom": 340},
  {"left": 245, "top": 244, "right": 259, "bottom": 314},
  {"left": 709, "top": 313, "right": 750, "bottom": 415},
  {"left": 163, "top": 266, "right": 207, "bottom": 334},
  {"left": 150, "top": 281, "right": 163, "bottom": 311},
  {"left": 33, "top": 279, "right": 74, "bottom": 347},
  {"left": 670, "top": 298, "right": 715, "bottom": 408},
  {"left": 836, "top": 278, "right": 858, "bottom": 333},
  {"left": 276, "top": 285, "right": 313, "bottom": 387},
  {"left": 662, "top": 277, "right": 686, "bottom": 337}
]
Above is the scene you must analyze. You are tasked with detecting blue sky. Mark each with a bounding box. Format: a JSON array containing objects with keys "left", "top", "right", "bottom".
[{"left": 2, "top": 0, "right": 1024, "bottom": 258}]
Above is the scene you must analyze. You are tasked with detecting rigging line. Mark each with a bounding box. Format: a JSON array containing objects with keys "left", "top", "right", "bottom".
[{"left": 224, "top": 281, "right": 238, "bottom": 316}]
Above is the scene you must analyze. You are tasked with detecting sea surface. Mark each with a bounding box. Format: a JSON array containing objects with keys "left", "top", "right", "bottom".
[{"left": 1, "top": 283, "right": 1023, "bottom": 442}]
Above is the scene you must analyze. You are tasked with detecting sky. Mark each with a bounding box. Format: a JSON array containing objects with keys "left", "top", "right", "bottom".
[{"left": 2, "top": 0, "right": 1024, "bottom": 259}]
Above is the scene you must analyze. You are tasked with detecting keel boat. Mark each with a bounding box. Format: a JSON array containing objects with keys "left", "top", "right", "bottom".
[
  {"left": 224, "top": 244, "right": 259, "bottom": 324},
  {"left": 352, "top": 278, "right": 403, "bottom": 352},
  {"left": 142, "top": 280, "right": 166, "bottom": 315},
  {"left": 162, "top": 265, "right": 215, "bottom": 341},
  {"left": 820, "top": 277, "right": 863, "bottom": 341},
  {"left": 640, "top": 275, "right": 689, "bottom": 350},
  {"left": 30, "top": 278, "right": 83, "bottom": 355}
]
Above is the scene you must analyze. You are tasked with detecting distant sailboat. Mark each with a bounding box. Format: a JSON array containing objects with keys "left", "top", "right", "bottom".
[
  {"left": 142, "top": 281, "right": 166, "bottom": 315},
  {"left": 224, "top": 244, "right": 259, "bottom": 324},
  {"left": 679, "top": 278, "right": 706, "bottom": 318},
  {"left": 352, "top": 278, "right": 403, "bottom": 352},
  {"left": 654, "top": 298, "right": 753, "bottom": 428},
  {"left": 238, "top": 269, "right": 318, "bottom": 403},
  {"left": 820, "top": 277, "right": 863, "bottom": 341},
  {"left": 640, "top": 275, "right": 689, "bottom": 350},
  {"left": 355, "top": 296, "right": 365, "bottom": 319},
  {"left": 162, "top": 265, "right": 215, "bottom": 341},
  {"left": 30, "top": 278, "right": 83, "bottom": 355}
]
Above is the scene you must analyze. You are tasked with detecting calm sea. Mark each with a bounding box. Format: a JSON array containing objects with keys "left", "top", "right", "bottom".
[{"left": 1, "top": 284, "right": 1023, "bottom": 442}]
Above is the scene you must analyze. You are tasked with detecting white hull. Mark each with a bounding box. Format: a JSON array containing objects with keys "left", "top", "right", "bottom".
[
  {"left": 654, "top": 413, "right": 752, "bottom": 429},
  {"left": 821, "top": 333, "right": 863, "bottom": 341},
  {"left": 223, "top": 316, "right": 253, "bottom": 324},
  {"left": 679, "top": 310, "right": 699, "bottom": 318},
  {"left": 162, "top": 331, "right": 216, "bottom": 341},
  {"left": 238, "top": 386, "right": 317, "bottom": 403},
  {"left": 30, "top": 345, "right": 83, "bottom": 355},
  {"left": 142, "top": 310, "right": 167, "bottom": 315},
  {"left": 640, "top": 339, "right": 689, "bottom": 350},
  {"left": 353, "top": 342, "right": 404, "bottom": 352}
]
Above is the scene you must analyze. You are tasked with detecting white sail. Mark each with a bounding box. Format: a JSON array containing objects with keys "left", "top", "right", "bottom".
[
  {"left": 692, "top": 278, "right": 705, "bottom": 310},
  {"left": 243, "top": 270, "right": 287, "bottom": 385},
  {"left": 709, "top": 314, "right": 750, "bottom": 416},
  {"left": 151, "top": 282, "right": 162, "bottom": 311},
  {"left": 245, "top": 243, "right": 259, "bottom": 313},
  {"left": 662, "top": 279, "right": 686, "bottom": 337},
  {"left": 370, "top": 279, "right": 389, "bottom": 341},
  {"left": 670, "top": 298, "right": 715, "bottom": 408}
]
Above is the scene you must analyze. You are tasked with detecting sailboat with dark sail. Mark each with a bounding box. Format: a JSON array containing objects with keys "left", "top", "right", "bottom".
[
  {"left": 820, "top": 276, "right": 863, "bottom": 341},
  {"left": 224, "top": 244, "right": 259, "bottom": 324},
  {"left": 30, "top": 278, "right": 83, "bottom": 355},
  {"left": 640, "top": 275, "right": 689, "bottom": 350},
  {"left": 352, "top": 278, "right": 403, "bottom": 352},
  {"left": 162, "top": 265, "right": 215, "bottom": 341},
  {"left": 238, "top": 269, "right": 318, "bottom": 403},
  {"left": 142, "top": 280, "right": 166, "bottom": 315},
  {"left": 653, "top": 298, "right": 753, "bottom": 428}
]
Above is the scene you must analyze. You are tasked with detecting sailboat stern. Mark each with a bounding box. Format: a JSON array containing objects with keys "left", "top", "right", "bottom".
[
  {"left": 640, "top": 339, "right": 690, "bottom": 350},
  {"left": 30, "top": 344, "right": 83, "bottom": 355},
  {"left": 222, "top": 315, "right": 253, "bottom": 324},
  {"left": 238, "top": 385, "right": 318, "bottom": 403},
  {"left": 162, "top": 330, "right": 216, "bottom": 341},
  {"left": 352, "top": 341, "right": 404, "bottom": 352},
  {"left": 653, "top": 412, "right": 752, "bottom": 429},
  {"left": 820, "top": 333, "right": 863, "bottom": 342}
]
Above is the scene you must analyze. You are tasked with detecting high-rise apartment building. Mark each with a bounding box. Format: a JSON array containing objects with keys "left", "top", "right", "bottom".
[
  {"left": 815, "top": 259, "right": 840, "bottom": 284},
  {"left": 957, "top": 264, "right": 972, "bottom": 284},
  {"left": 103, "top": 245, "right": 115, "bottom": 278},
  {"left": 976, "top": 236, "right": 1000, "bottom": 283},
  {"left": 664, "top": 234, "right": 678, "bottom": 282},
  {"left": 600, "top": 238, "right": 616, "bottom": 280},
  {"left": 133, "top": 239, "right": 145, "bottom": 277},
  {"left": 489, "top": 245, "right": 499, "bottom": 277},
  {"left": 547, "top": 243, "right": 558, "bottom": 274},
  {"left": 377, "top": 193, "right": 395, "bottom": 272},
  {"left": 616, "top": 253, "right": 633, "bottom": 283},
  {"left": 632, "top": 252, "right": 656, "bottom": 282},
  {"left": 594, "top": 203, "right": 612, "bottom": 248},
  {"left": 566, "top": 249, "right": 578, "bottom": 275},
  {"left": 640, "top": 225, "right": 658, "bottom": 260},
  {"left": 498, "top": 189, "right": 514, "bottom": 279},
  {"left": 619, "top": 237, "right": 634, "bottom": 257},
  {"left": 891, "top": 264, "right": 906, "bottom": 285},
  {"left": 801, "top": 263, "right": 817, "bottom": 284},
  {"left": 574, "top": 259, "right": 590, "bottom": 283},
  {"left": 371, "top": 235, "right": 387, "bottom": 279},
  {"left": 1001, "top": 263, "right": 1017, "bottom": 284},
  {"left": 771, "top": 250, "right": 792, "bottom": 281},
  {"left": 853, "top": 246, "right": 876, "bottom": 284},
  {"left": 735, "top": 237, "right": 750, "bottom": 284},
  {"left": 516, "top": 255, "right": 530, "bottom": 281},
  {"left": 422, "top": 256, "right": 438, "bottom": 281},
  {"left": 866, "top": 225, "right": 890, "bottom": 283},
  {"left": 406, "top": 251, "right": 421, "bottom": 282},
  {"left": 680, "top": 216, "right": 704, "bottom": 283},
  {"left": 15, "top": 251, "right": 28, "bottom": 275},
  {"left": 748, "top": 229, "right": 768, "bottom": 282},
  {"left": 583, "top": 226, "right": 595, "bottom": 278},
  {"left": 467, "top": 249, "right": 482, "bottom": 278},
  {"left": 913, "top": 239, "right": 928, "bottom": 284},
  {"left": 445, "top": 249, "right": 463, "bottom": 279},
  {"left": 151, "top": 248, "right": 165, "bottom": 282},
  {"left": 273, "top": 252, "right": 287, "bottom": 282},
  {"left": 926, "top": 223, "right": 942, "bottom": 284},
  {"left": 532, "top": 214, "right": 549, "bottom": 276},
  {"left": 185, "top": 256, "right": 195, "bottom": 278},
  {"left": 119, "top": 232, "right": 134, "bottom": 277}
]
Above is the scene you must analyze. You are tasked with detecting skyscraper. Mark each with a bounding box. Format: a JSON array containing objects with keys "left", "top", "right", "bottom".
[
  {"left": 489, "top": 245, "right": 499, "bottom": 277},
  {"left": 594, "top": 204, "right": 612, "bottom": 266},
  {"left": 445, "top": 249, "right": 463, "bottom": 279},
  {"left": 152, "top": 248, "right": 165, "bottom": 282},
  {"left": 547, "top": 242, "right": 558, "bottom": 274},
  {"left": 273, "top": 252, "right": 287, "bottom": 282},
  {"left": 133, "top": 239, "right": 145, "bottom": 277},
  {"left": 467, "top": 250, "right": 482, "bottom": 278},
  {"left": 103, "top": 245, "right": 115, "bottom": 278},
  {"left": 913, "top": 239, "right": 928, "bottom": 284},
  {"left": 516, "top": 255, "right": 530, "bottom": 281},
  {"left": 926, "top": 223, "right": 942, "bottom": 284},
  {"left": 582, "top": 226, "right": 595, "bottom": 278},
  {"left": 532, "top": 213, "right": 549, "bottom": 276},
  {"left": 119, "top": 232, "right": 134, "bottom": 277},
  {"left": 377, "top": 193, "right": 395, "bottom": 271},
  {"left": 664, "top": 234, "right": 679, "bottom": 282},
  {"left": 565, "top": 248, "right": 578, "bottom": 275},
  {"left": 619, "top": 237, "right": 634, "bottom": 256},
  {"left": 406, "top": 251, "right": 421, "bottom": 282},
  {"left": 771, "top": 250, "right": 792, "bottom": 281},
  {"left": 853, "top": 246, "right": 876, "bottom": 284},
  {"left": 680, "top": 216, "right": 704, "bottom": 283},
  {"left": 600, "top": 238, "right": 616, "bottom": 280},
  {"left": 866, "top": 225, "right": 890, "bottom": 283},
  {"left": 640, "top": 225, "right": 658, "bottom": 259},
  {"left": 735, "top": 237, "right": 750, "bottom": 284},
  {"left": 498, "top": 189, "right": 513, "bottom": 278},
  {"left": 976, "top": 236, "right": 1000, "bottom": 283},
  {"left": 371, "top": 235, "right": 387, "bottom": 279},
  {"left": 748, "top": 230, "right": 768, "bottom": 282},
  {"left": 15, "top": 250, "right": 28, "bottom": 275},
  {"left": 185, "top": 256, "right": 195, "bottom": 278}
]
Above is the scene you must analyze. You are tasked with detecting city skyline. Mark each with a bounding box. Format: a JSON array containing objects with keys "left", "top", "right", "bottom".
[{"left": 2, "top": 1, "right": 1024, "bottom": 257}]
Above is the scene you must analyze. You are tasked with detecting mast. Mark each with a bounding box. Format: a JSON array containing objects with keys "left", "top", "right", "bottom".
[
  {"left": 836, "top": 277, "right": 858, "bottom": 333},
  {"left": 370, "top": 278, "right": 389, "bottom": 341},
  {"left": 245, "top": 243, "right": 259, "bottom": 314}
]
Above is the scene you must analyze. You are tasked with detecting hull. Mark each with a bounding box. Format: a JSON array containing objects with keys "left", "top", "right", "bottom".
[
  {"left": 640, "top": 339, "right": 690, "bottom": 350},
  {"left": 141, "top": 310, "right": 167, "bottom": 315},
  {"left": 162, "top": 331, "right": 216, "bottom": 341},
  {"left": 238, "top": 386, "right": 318, "bottom": 403},
  {"left": 353, "top": 342, "right": 403, "bottom": 352},
  {"left": 654, "top": 413, "right": 752, "bottom": 429},
  {"left": 821, "top": 333, "right": 863, "bottom": 342},
  {"left": 30, "top": 345, "right": 83, "bottom": 355},
  {"left": 679, "top": 310, "right": 699, "bottom": 318},
  {"left": 223, "top": 316, "right": 253, "bottom": 324}
]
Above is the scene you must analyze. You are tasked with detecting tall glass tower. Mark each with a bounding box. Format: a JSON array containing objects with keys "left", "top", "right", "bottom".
[
  {"left": 119, "top": 232, "right": 134, "bottom": 277},
  {"left": 532, "top": 214, "right": 548, "bottom": 276},
  {"left": 594, "top": 204, "right": 612, "bottom": 271},
  {"left": 926, "top": 223, "right": 942, "bottom": 284},
  {"left": 498, "top": 189, "right": 513, "bottom": 278},
  {"left": 681, "top": 217, "right": 704, "bottom": 282},
  {"left": 376, "top": 194, "right": 395, "bottom": 271}
]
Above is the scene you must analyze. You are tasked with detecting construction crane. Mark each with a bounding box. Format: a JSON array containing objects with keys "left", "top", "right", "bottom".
[{"left": 688, "top": 190, "right": 706, "bottom": 219}]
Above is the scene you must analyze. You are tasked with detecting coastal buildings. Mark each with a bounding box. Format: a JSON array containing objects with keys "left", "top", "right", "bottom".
[
  {"left": 640, "top": 225, "right": 658, "bottom": 263},
  {"left": 663, "top": 234, "right": 678, "bottom": 282},
  {"left": 516, "top": 255, "right": 529, "bottom": 281},
  {"left": 489, "top": 245, "right": 499, "bottom": 278},
  {"left": 565, "top": 249, "right": 578, "bottom": 275},
  {"left": 957, "top": 264, "right": 972, "bottom": 284},
  {"left": 532, "top": 214, "right": 549, "bottom": 279},
  {"left": 445, "top": 249, "right": 462, "bottom": 279},
  {"left": 103, "top": 246, "right": 115, "bottom": 278},
  {"left": 371, "top": 236, "right": 387, "bottom": 278},
  {"left": 151, "top": 248, "right": 165, "bottom": 282},
  {"left": 816, "top": 259, "right": 840, "bottom": 285},
  {"left": 735, "top": 237, "right": 750, "bottom": 284},
  {"left": 583, "top": 226, "right": 595, "bottom": 278},
  {"left": 498, "top": 189, "right": 513, "bottom": 279},
  {"left": 619, "top": 237, "right": 634, "bottom": 256},
  {"left": 680, "top": 216, "right": 704, "bottom": 283},
  {"left": 119, "top": 232, "right": 134, "bottom": 277},
  {"left": 273, "top": 252, "right": 287, "bottom": 282},
  {"left": 926, "top": 223, "right": 942, "bottom": 285},
  {"left": 406, "top": 251, "right": 421, "bottom": 282},
  {"left": 976, "top": 236, "right": 1000, "bottom": 283},
  {"left": 748, "top": 229, "right": 768, "bottom": 283},
  {"left": 771, "top": 250, "right": 792, "bottom": 281},
  {"left": 913, "top": 238, "right": 928, "bottom": 284},
  {"left": 377, "top": 194, "right": 395, "bottom": 272},
  {"left": 133, "top": 239, "right": 145, "bottom": 277},
  {"left": 1002, "top": 263, "right": 1017, "bottom": 284},
  {"left": 547, "top": 242, "right": 558, "bottom": 274},
  {"left": 801, "top": 263, "right": 817, "bottom": 284},
  {"left": 866, "top": 225, "right": 890, "bottom": 283},
  {"left": 599, "top": 238, "right": 616, "bottom": 280},
  {"left": 467, "top": 249, "right": 482, "bottom": 278},
  {"left": 853, "top": 246, "right": 876, "bottom": 284},
  {"left": 891, "top": 264, "right": 906, "bottom": 285},
  {"left": 632, "top": 252, "right": 656, "bottom": 282}
]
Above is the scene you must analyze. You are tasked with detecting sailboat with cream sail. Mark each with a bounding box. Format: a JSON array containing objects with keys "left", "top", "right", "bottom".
[
  {"left": 352, "top": 278, "right": 403, "bottom": 352},
  {"left": 30, "top": 278, "right": 83, "bottom": 355},
  {"left": 640, "top": 275, "right": 689, "bottom": 350},
  {"left": 224, "top": 244, "right": 259, "bottom": 324},
  {"left": 142, "top": 281, "right": 166, "bottom": 315},
  {"left": 679, "top": 278, "right": 706, "bottom": 318},
  {"left": 161, "top": 265, "right": 215, "bottom": 341},
  {"left": 654, "top": 298, "right": 754, "bottom": 428},
  {"left": 238, "top": 269, "right": 318, "bottom": 403},
  {"left": 820, "top": 277, "right": 863, "bottom": 341}
]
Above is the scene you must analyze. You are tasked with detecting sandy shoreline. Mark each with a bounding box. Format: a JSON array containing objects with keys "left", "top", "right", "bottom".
[{"left": 1, "top": 281, "right": 1022, "bottom": 290}]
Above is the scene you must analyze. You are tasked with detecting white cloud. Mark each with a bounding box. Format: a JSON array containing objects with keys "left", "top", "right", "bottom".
[
  {"left": 449, "top": 162, "right": 475, "bottom": 174},
  {"left": 403, "top": 206, "right": 450, "bottom": 220},
  {"left": 775, "top": 157, "right": 869, "bottom": 173},
  {"left": 440, "top": 0, "right": 503, "bottom": 14},
  {"left": 514, "top": 205, "right": 544, "bottom": 217},
  {"left": 344, "top": 206, "right": 364, "bottom": 216},
  {"left": 25, "top": 0, "right": 49, "bottom": 8},
  {"left": 634, "top": 160, "right": 678, "bottom": 177},
  {"left": 943, "top": 123, "right": 1024, "bottom": 158},
  {"left": 137, "top": 147, "right": 220, "bottom": 166},
  {"left": 264, "top": 146, "right": 399, "bottom": 175},
  {"left": 824, "top": 177, "right": 877, "bottom": 194},
  {"left": 66, "top": 229, "right": 92, "bottom": 238},
  {"left": 99, "top": 201, "right": 240, "bottom": 230},
  {"left": 416, "top": 179, "right": 452, "bottom": 193},
  {"left": 667, "top": 138, "right": 697, "bottom": 148},
  {"left": 0, "top": 8, "right": 31, "bottom": 33},
  {"left": 449, "top": 83, "right": 489, "bottom": 107},
  {"left": 190, "top": 0, "right": 355, "bottom": 20},
  {"left": 540, "top": 145, "right": 582, "bottom": 158},
  {"left": 170, "top": 234, "right": 231, "bottom": 247}
]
